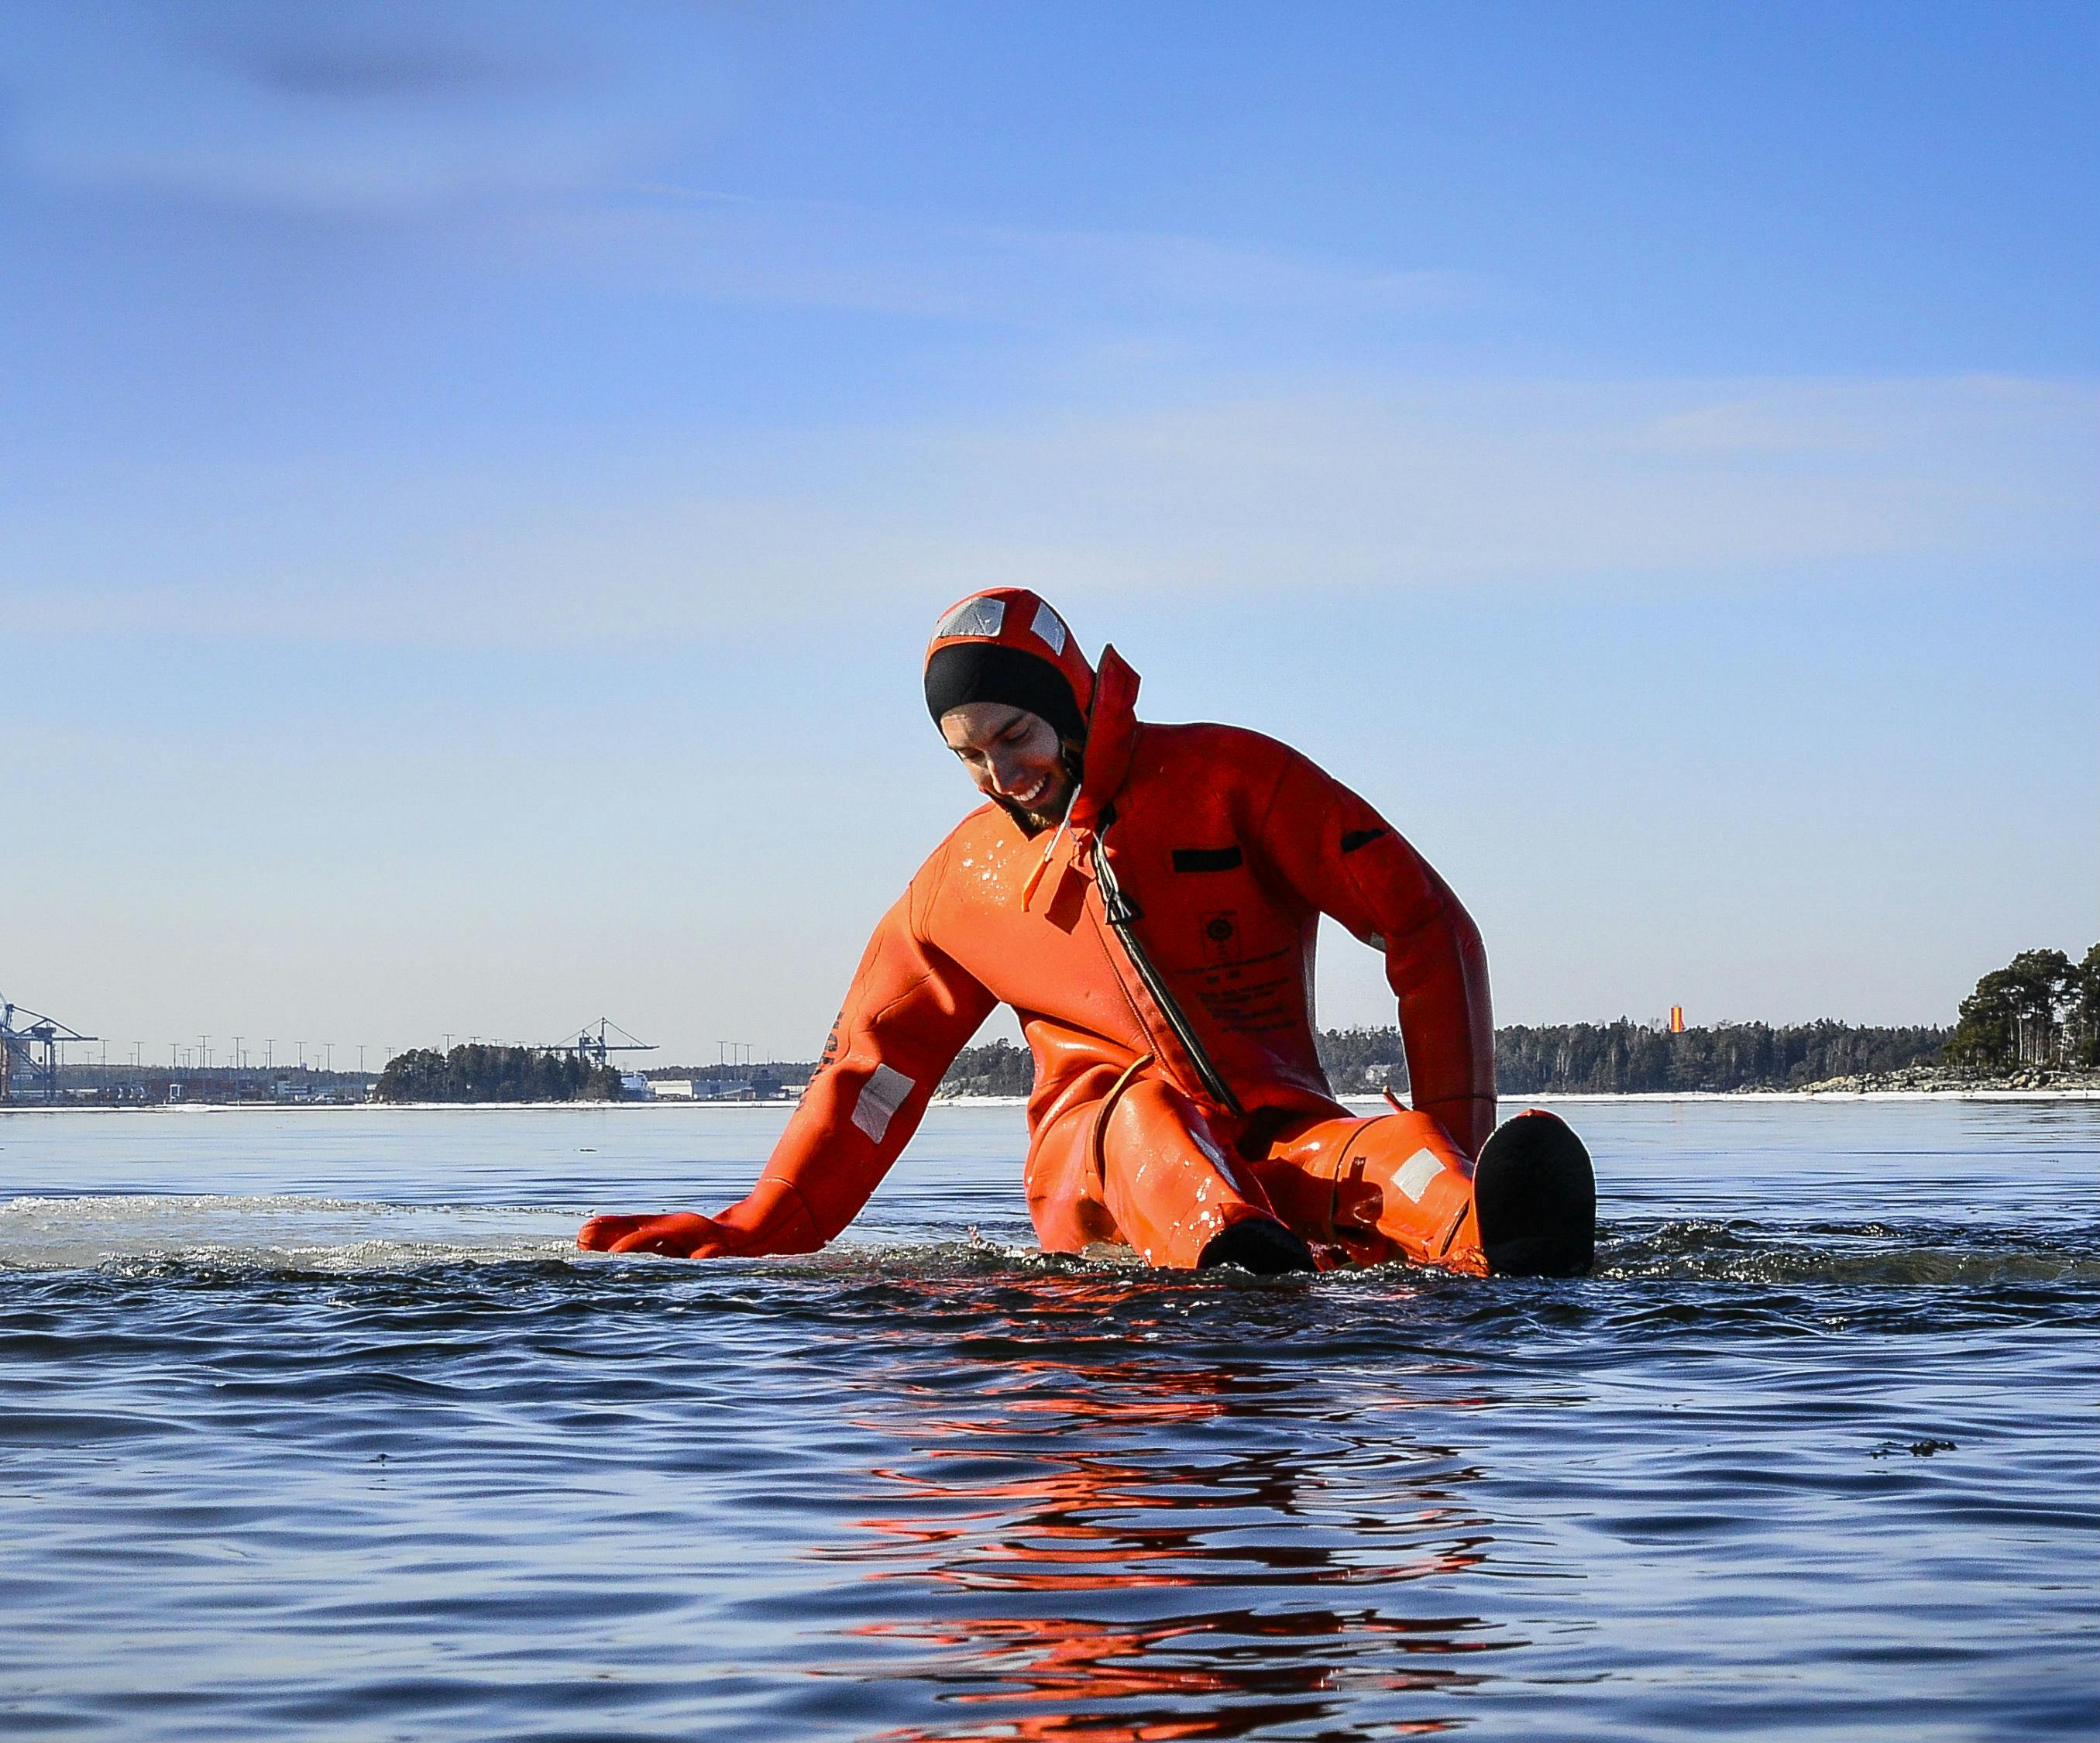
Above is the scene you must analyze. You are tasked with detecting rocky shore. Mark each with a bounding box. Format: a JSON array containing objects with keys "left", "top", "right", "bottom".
[{"left": 1797, "top": 1063, "right": 2100, "bottom": 1095}]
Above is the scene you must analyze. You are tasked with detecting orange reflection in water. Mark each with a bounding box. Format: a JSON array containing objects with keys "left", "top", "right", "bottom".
[
  {"left": 821, "top": 1270, "right": 1515, "bottom": 1741},
  {"left": 853, "top": 1605, "right": 1500, "bottom": 1741}
]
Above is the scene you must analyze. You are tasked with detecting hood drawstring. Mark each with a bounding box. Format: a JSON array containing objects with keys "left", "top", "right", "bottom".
[
  {"left": 1019, "top": 808, "right": 1075, "bottom": 911},
  {"left": 1019, "top": 656, "right": 1106, "bottom": 913}
]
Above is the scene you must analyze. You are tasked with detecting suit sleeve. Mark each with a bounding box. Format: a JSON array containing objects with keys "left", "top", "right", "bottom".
[
  {"left": 1252, "top": 748, "right": 1497, "bottom": 1157},
  {"left": 758, "top": 862, "right": 998, "bottom": 1241}
]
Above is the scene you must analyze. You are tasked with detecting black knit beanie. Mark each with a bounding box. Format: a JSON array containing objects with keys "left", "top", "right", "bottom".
[{"left": 924, "top": 642, "right": 1088, "bottom": 744}]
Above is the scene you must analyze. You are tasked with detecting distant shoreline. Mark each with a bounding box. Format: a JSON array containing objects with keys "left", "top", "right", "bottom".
[{"left": 5, "top": 1087, "right": 2098, "bottom": 1117}]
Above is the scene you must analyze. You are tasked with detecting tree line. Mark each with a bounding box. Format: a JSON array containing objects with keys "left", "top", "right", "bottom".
[
  {"left": 940, "top": 1038, "right": 1036, "bottom": 1097},
  {"left": 1323, "top": 1019, "right": 1965, "bottom": 1095},
  {"left": 373, "top": 1044, "right": 624, "bottom": 1103},
  {"left": 936, "top": 1022, "right": 1958, "bottom": 1097},
  {"left": 1945, "top": 944, "right": 2100, "bottom": 1074}
]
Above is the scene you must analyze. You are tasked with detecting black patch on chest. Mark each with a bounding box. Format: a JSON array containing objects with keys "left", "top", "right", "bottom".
[{"left": 1172, "top": 845, "right": 1243, "bottom": 873}]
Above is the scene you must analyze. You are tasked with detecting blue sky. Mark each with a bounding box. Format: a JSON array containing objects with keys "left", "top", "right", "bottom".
[{"left": 2, "top": 1, "right": 2093, "bottom": 1067}]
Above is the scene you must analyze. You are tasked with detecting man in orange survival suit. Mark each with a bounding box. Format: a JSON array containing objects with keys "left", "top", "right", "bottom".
[{"left": 579, "top": 589, "right": 1593, "bottom": 1277}]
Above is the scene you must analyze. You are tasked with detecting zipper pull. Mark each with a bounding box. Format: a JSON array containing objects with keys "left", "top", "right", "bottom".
[{"left": 1087, "top": 836, "right": 1141, "bottom": 923}]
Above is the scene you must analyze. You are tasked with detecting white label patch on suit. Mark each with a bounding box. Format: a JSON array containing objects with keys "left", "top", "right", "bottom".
[
  {"left": 851, "top": 1064, "right": 914, "bottom": 1143},
  {"left": 1394, "top": 1148, "right": 1444, "bottom": 1204},
  {"left": 1029, "top": 602, "right": 1067, "bottom": 653},
  {"left": 935, "top": 596, "right": 1005, "bottom": 639}
]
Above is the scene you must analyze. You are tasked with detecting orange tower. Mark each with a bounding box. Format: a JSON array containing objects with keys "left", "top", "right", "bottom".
[{"left": 1669, "top": 1006, "right": 1686, "bottom": 1034}]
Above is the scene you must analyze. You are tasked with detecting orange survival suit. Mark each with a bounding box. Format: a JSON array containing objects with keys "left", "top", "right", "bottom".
[{"left": 584, "top": 589, "right": 1500, "bottom": 1273}]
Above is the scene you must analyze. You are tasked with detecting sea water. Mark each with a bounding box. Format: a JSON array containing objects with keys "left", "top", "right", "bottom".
[{"left": 1, "top": 1098, "right": 2093, "bottom": 1741}]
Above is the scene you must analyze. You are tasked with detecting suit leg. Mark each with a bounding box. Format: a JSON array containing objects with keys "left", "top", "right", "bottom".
[
  {"left": 1024, "top": 1074, "right": 1285, "bottom": 1268},
  {"left": 1252, "top": 1109, "right": 1487, "bottom": 1274}
]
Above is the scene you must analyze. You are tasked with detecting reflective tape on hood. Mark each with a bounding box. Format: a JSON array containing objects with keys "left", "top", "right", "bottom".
[{"left": 923, "top": 587, "right": 1097, "bottom": 724}]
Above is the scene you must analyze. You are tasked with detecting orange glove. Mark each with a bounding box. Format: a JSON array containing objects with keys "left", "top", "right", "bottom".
[{"left": 576, "top": 1179, "right": 820, "bottom": 1259}]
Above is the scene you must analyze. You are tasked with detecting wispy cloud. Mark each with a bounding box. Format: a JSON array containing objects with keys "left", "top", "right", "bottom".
[
  {"left": 5, "top": 376, "right": 2090, "bottom": 646},
  {"left": 0, "top": 0, "right": 729, "bottom": 211},
  {"left": 190, "top": 19, "right": 559, "bottom": 102},
  {"left": 476, "top": 191, "right": 1476, "bottom": 324},
  {"left": 490, "top": 187, "right": 1479, "bottom": 323},
  {"left": 0, "top": 5, "right": 1473, "bottom": 321}
]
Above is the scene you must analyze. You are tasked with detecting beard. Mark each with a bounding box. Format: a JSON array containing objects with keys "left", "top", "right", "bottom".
[
  {"left": 995, "top": 782, "right": 1069, "bottom": 835},
  {"left": 993, "top": 741, "right": 1084, "bottom": 835}
]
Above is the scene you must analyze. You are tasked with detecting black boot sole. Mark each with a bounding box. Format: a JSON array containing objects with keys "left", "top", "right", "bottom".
[
  {"left": 1197, "top": 1216, "right": 1317, "bottom": 1276},
  {"left": 1474, "top": 1111, "right": 1596, "bottom": 1277}
]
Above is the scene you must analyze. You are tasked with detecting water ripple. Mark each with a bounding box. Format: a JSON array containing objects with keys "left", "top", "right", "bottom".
[{"left": 2, "top": 1102, "right": 2095, "bottom": 1740}]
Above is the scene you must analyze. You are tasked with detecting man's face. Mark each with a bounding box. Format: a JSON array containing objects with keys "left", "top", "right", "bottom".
[{"left": 940, "top": 703, "right": 1073, "bottom": 828}]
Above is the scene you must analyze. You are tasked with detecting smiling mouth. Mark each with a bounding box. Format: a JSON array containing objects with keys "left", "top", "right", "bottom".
[{"left": 1009, "top": 775, "right": 1053, "bottom": 807}]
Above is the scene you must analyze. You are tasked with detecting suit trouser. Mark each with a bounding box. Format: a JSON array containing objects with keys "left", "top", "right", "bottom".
[{"left": 1023, "top": 1073, "right": 1486, "bottom": 1273}]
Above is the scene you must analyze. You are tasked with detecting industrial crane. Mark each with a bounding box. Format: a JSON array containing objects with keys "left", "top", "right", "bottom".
[
  {"left": 0, "top": 995, "right": 98, "bottom": 1105},
  {"left": 542, "top": 1018, "right": 657, "bottom": 1069}
]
